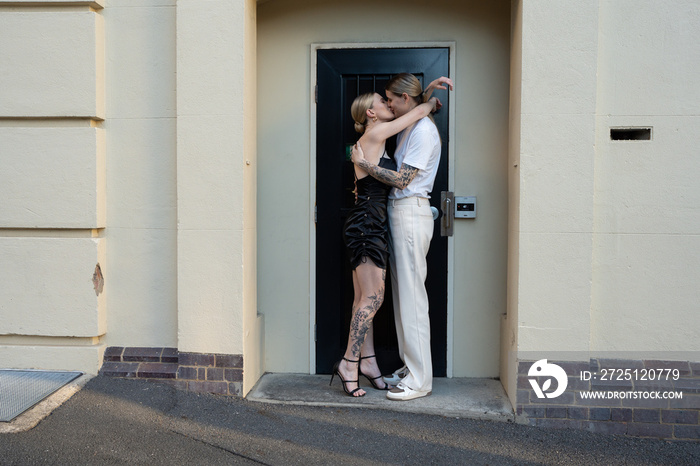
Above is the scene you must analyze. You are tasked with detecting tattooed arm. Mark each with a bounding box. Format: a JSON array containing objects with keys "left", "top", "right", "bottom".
[{"left": 352, "top": 143, "right": 419, "bottom": 189}]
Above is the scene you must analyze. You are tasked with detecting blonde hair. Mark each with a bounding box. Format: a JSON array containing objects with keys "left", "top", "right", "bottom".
[
  {"left": 350, "top": 93, "right": 375, "bottom": 134},
  {"left": 385, "top": 73, "right": 426, "bottom": 105},
  {"left": 386, "top": 72, "right": 437, "bottom": 127}
]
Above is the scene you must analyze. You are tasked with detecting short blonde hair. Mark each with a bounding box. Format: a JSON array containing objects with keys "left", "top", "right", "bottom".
[{"left": 385, "top": 73, "right": 425, "bottom": 105}]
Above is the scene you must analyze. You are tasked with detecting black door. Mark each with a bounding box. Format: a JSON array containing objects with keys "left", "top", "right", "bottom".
[{"left": 315, "top": 48, "right": 449, "bottom": 376}]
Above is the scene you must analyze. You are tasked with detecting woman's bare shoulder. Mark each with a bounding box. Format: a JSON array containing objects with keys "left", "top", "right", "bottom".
[{"left": 357, "top": 135, "right": 385, "bottom": 164}]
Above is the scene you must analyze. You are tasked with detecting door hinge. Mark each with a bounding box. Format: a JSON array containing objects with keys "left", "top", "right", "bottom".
[
  {"left": 315, "top": 84, "right": 318, "bottom": 104},
  {"left": 314, "top": 205, "right": 318, "bottom": 223},
  {"left": 314, "top": 324, "right": 317, "bottom": 342}
]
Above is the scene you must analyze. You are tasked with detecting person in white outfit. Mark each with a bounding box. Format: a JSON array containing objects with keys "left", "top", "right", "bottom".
[{"left": 352, "top": 73, "right": 453, "bottom": 401}]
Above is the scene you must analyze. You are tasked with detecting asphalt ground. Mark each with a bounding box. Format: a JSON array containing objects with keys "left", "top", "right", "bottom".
[{"left": 0, "top": 376, "right": 698, "bottom": 465}]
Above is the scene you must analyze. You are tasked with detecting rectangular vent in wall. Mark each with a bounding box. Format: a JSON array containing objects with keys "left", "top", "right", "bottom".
[{"left": 610, "top": 127, "right": 652, "bottom": 141}]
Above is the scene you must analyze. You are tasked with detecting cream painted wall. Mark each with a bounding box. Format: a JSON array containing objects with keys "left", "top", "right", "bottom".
[
  {"left": 176, "top": 0, "right": 263, "bottom": 395},
  {"left": 258, "top": 0, "right": 511, "bottom": 376},
  {"left": 176, "top": 0, "right": 241, "bottom": 355},
  {"left": 101, "top": 0, "right": 178, "bottom": 348},
  {"left": 501, "top": 0, "right": 523, "bottom": 404},
  {"left": 0, "top": 238, "right": 105, "bottom": 336},
  {"left": 177, "top": 0, "right": 246, "bottom": 356},
  {"left": 507, "top": 0, "right": 699, "bottom": 378},
  {"left": 0, "top": 9, "right": 104, "bottom": 118},
  {"left": 0, "top": 1, "right": 107, "bottom": 373},
  {"left": 0, "top": 0, "right": 261, "bottom": 382},
  {"left": 0, "top": 128, "right": 105, "bottom": 228},
  {"left": 0, "top": 0, "right": 104, "bottom": 6},
  {"left": 242, "top": 0, "right": 264, "bottom": 394},
  {"left": 513, "top": 0, "right": 599, "bottom": 358},
  {"left": 591, "top": 0, "right": 700, "bottom": 355}
]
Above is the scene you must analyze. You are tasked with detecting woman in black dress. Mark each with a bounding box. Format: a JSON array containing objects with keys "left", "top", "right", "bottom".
[{"left": 331, "top": 91, "right": 441, "bottom": 396}]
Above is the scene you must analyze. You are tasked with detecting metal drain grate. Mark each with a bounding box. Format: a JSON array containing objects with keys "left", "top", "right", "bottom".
[{"left": 0, "top": 369, "right": 83, "bottom": 422}]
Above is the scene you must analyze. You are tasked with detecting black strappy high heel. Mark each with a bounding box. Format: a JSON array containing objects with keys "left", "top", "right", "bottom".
[
  {"left": 330, "top": 358, "right": 365, "bottom": 397},
  {"left": 359, "top": 355, "right": 390, "bottom": 390}
]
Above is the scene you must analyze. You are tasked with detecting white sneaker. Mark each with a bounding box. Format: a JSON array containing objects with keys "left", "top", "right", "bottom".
[
  {"left": 386, "top": 382, "right": 432, "bottom": 401},
  {"left": 382, "top": 365, "right": 409, "bottom": 385}
]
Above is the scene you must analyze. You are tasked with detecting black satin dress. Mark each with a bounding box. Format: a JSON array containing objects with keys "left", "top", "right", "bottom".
[{"left": 343, "top": 156, "right": 397, "bottom": 270}]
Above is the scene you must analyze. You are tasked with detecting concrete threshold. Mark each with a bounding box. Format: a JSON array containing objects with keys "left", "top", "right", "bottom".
[{"left": 247, "top": 374, "right": 515, "bottom": 422}]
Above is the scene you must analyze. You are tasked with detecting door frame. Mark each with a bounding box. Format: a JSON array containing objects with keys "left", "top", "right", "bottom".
[{"left": 309, "top": 42, "right": 456, "bottom": 376}]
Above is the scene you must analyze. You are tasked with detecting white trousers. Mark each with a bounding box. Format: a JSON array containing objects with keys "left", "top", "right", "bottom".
[{"left": 387, "top": 197, "right": 433, "bottom": 392}]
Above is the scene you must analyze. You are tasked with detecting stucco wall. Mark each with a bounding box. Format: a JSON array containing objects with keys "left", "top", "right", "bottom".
[
  {"left": 258, "top": 0, "right": 511, "bottom": 377},
  {"left": 0, "top": 0, "right": 180, "bottom": 371},
  {"left": 514, "top": 0, "right": 599, "bottom": 356},
  {"left": 175, "top": 0, "right": 262, "bottom": 394},
  {"left": 102, "top": 0, "right": 178, "bottom": 349},
  {"left": 0, "top": 0, "right": 107, "bottom": 373},
  {"left": 591, "top": 0, "right": 700, "bottom": 355},
  {"left": 0, "top": 0, "right": 262, "bottom": 385},
  {"left": 505, "top": 0, "right": 700, "bottom": 382}
]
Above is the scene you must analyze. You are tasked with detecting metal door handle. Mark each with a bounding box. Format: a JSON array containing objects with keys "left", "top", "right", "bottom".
[
  {"left": 445, "top": 198, "right": 451, "bottom": 230},
  {"left": 441, "top": 191, "right": 454, "bottom": 237}
]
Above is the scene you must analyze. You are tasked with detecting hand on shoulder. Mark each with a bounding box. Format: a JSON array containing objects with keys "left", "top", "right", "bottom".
[{"left": 351, "top": 142, "right": 365, "bottom": 165}]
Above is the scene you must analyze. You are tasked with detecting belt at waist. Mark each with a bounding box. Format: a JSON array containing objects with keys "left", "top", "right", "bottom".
[{"left": 388, "top": 197, "right": 430, "bottom": 207}]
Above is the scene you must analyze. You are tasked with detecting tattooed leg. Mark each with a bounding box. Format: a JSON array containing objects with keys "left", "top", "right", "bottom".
[
  {"left": 359, "top": 269, "right": 389, "bottom": 388},
  {"left": 340, "top": 261, "right": 386, "bottom": 394},
  {"left": 346, "top": 262, "right": 385, "bottom": 358}
]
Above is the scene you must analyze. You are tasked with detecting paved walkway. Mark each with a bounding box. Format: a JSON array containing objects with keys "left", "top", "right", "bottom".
[
  {"left": 0, "top": 375, "right": 698, "bottom": 465},
  {"left": 249, "top": 374, "right": 513, "bottom": 421}
]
